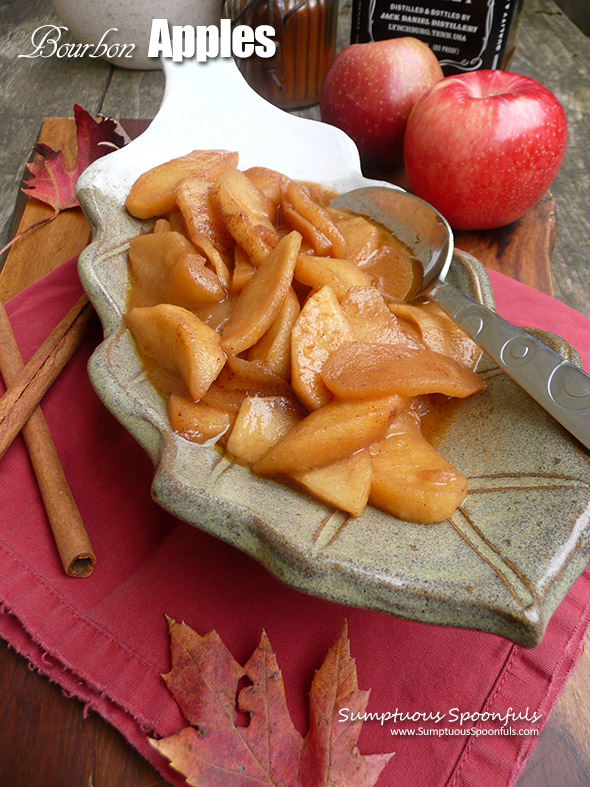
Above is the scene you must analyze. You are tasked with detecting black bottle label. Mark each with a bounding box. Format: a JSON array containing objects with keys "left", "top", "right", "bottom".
[{"left": 351, "top": 0, "right": 522, "bottom": 74}]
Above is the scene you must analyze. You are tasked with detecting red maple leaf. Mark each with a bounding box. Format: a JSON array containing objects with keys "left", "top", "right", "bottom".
[
  {"left": 150, "top": 618, "right": 394, "bottom": 786},
  {"left": 0, "top": 105, "right": 127, "bottom": 260},
  {"left": 22, "top": 103, "right": 127, "bottom": 213}
]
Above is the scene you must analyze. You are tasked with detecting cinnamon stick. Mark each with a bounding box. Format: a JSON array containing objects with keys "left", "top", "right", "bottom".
[
  {"left": 0, "top": 298, "right": 96, "bottom": 577},
  {"left": 0, "top": 294, "right": 94, "bottom": 460}
]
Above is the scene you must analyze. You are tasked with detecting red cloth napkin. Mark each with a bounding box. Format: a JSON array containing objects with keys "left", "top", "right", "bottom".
[{"left": 1, "top": 257, "right": 590, "bottom": 786}]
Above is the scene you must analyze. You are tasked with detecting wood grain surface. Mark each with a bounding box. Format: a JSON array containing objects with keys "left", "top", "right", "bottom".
[
  {"left": 0, "top": 1, "right": 589, "bottom": 786},
  {"left": 0, "top": 119, "right": 91, "bottom": 302}
]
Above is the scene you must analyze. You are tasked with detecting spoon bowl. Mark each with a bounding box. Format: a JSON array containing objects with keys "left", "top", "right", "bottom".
[{"left": 332, "top": 187, "right": 590, "bottom": 452}]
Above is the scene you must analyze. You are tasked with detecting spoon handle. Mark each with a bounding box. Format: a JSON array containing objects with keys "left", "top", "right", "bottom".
[{"left": 431, "top": 280, "right": 590, "bottom": 452}]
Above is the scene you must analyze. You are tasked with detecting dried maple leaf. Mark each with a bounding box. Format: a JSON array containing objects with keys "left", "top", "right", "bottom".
[
  {"left": 0, "top": 105, "right": 127, "bottom": 260},
  {"left": 22, "top": 103, "right": 127, "bottom": 213},
  {"left": 296, "top": 624, "right": 392, "bottom": 787},
  {"left": 150, "top": 618, "right": 393, "bottom": 786}
]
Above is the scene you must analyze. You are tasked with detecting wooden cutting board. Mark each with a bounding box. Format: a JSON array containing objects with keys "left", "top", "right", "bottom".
[{"left": 0, "top": 117, "right": 556, "bottom": 302}]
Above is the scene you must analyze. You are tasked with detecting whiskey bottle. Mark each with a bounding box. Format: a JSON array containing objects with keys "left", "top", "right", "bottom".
[{"left": 351, "top": 0, "right": 524, "bottom": 75}]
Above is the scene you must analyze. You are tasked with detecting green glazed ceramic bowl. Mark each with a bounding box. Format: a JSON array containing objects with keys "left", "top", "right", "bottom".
[{"left": 77, "top": 57, "right": 590, "bottom": 648}]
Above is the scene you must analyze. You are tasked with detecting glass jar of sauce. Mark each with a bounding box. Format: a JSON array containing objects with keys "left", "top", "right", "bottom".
[{"left": 223, "top": 0, "right": 339, "bottom": 110}]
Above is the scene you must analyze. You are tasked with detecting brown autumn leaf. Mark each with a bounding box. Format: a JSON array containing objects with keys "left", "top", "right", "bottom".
[
  {"left": 149, "top": 618, "right": 393, "bottom": 786},
  {"left": 22, "top": 103, "right": 127, "bottom": 213},
  {"left": 0, "top": 105, "right": 128, "bottom": 261}
]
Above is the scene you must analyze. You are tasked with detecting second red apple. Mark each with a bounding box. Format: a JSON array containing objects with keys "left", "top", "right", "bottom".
[
  {"left": 320, "top": 37, "right": 443, "bottom": 165},
  {"left": 403, "top": 70, "right": 568, "bottom": 229}
]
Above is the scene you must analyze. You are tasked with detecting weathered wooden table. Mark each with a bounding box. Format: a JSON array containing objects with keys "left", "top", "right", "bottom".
[{"left": 1, "top": 1, "right": 589, "bottom": 785}]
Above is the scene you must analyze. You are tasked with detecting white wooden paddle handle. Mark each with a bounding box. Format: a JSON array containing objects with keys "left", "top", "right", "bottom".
[{"left": 431, "top": 279, "right": 590, "bottom": 451}]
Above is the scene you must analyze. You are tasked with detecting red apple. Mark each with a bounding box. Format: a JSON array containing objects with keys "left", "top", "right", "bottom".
[
  {"left": 320, "top": 37, "right": 443, "bottom": 165},
  {"left": 403, "top": 70, "right": 568, "bottom": 230}
]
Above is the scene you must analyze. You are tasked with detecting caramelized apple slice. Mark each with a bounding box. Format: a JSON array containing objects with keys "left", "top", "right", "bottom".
[
  {"left": 369, "top": 413, "right": 468, "bottom": 523},
  {"left": 153, "top": 218, "right": 172, "bottom": 233},
  {"left": 210, "top": 168, "right": 279, "bottom": 265},
  {"left": 299, "top": 181, "right": 339, "bottom": 208},
  {"left": 340, "top": 286, "right": 419, "bottom": 345},
  {"left": 282, "top": 200, "right": 332, "bottom": 256},
  {"left": 336, "top": 214, "right": 381, "bottom": 263},
  {"left": 281, "top": 181, "right": 346, "bottom": 257},
  {"left": 175, "top": 177, "right": 234, "bottom": 288},
  {"left": 294, "top": 255, "right": 373, "bottom": 300},
  {"left": 291, "top": 286, "right": 353, "bottom": 410},
  {"left": 252, "top": 395, "right": 401, "bottom": 476},
  {"left": 200, "top": 356, "right": 293, "bottom": 419},
  {"left": 244, "top": 166, "right": 289, "bottom": 218},
  {"left": 248, "top": 287, "right": 300, "bottom": 379},
  {"left": 168, "top": 210, "right": 187, "bottom": 234},
  {"left": 125, "top": 304, "right": 226, "bottom": 400},
  {"left": 216, "top": 356, "right": 293, "bottom": 400},
  {"left": 231, "top": 246, "right": 256, "bottom": 293},
  {"left": 127, "top": 231, "right": 226, "bottom": 309},
  {"left": 293, "top": 450, "right": 372, "bottom": 518},
  {"left": 227, "top": 395, "right": 303, "bottom": 465},
  {"left": 193, "top": 295, "right": 238, "bottom": 333},
  {"left": 291, "top": 285, "right": 353, "bottom": 410},
  {"left": 168, "top": 393, "right": 232, "bottom": 444},
  {"left": 389, "top": 298, "right": 482, "bottom": 370},
  {"left": 322, "top": 341, "right": 485, "bottom": 399},
  {"left": 221, "top": 231, "right": 301, "bottom": 355},
  {"left": 126, "top": 150, "right": 239, "bottom": 219}
]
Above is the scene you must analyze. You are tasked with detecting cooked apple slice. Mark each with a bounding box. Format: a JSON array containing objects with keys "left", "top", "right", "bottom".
[
  {"left": 221, "top": 231, "right": 301, "bottom": 355},
  {"left": 322, "top": 341, "right": 485, "bottom": 399},
  {"left": 294, "top": 255, "right": 373, "bottom": 300},
  {"left": 127, "top": 231, "right": 226, "bottom": 310},
  {"left": 217, "top": 355, "right": 294, "bottom": 399},
  {"left": 340, "top": 286, "right": 418, "bottom": 345},
  {"left": 369, "top": 413, "right": 468, "bottom": 523},
  {"left": 168, "top": 210, "right": 187, "bottom": 233},
  {"left": 231, "top": 246, "right": 256, "bottom": 293},
  {"left": 168, "top": 393, "right": 232, "bottom": 445},
  {"left": 336, "top": 214, "right": 381, "bottom": 263},
  {"left": 200, "top": 382, "right": 244, "bottom": 415},
  {"left": 126, "top": 150, "right": 239, "bottom": 219},
  {"left": 299, "top": 181, "right": 339, "bottom": 208},
  {"left": 281, "top": 180, "right": 346, "bottom": 257},
  {"left": 291, "top": 285, "right": 353, "bottom": 410},
  {"left": 283, "top": 180, "right": 347, "bottom": 256},
  {"left": 244, "top": 166, "right": 289, "bottom": 218},
  {"left": 200, "top": 356, "right": 294, "bottom": 417},
  {"left": 248, "top": 287, "right": 300, "bottom": 379},
  {"left": 252, "top": 395, "right": 401, "bottom": 476},
  {"left": 293, "top": 450, "right": 372, "bottom": 518},
  {"left": 175, "top": 177, "right": 233, "bottom": 254},
  {"left": 170, "top": 356, "right": 291, "bottom": 416},
  {"left": 175, "top": 177, "right": 234, "bottom": 288},
  {"left": 282, "top": 199, "right": 332, "bottom": 256},
  {"left": 210, "top": 168, "right": 279, "bottom": 265},
  {"left": 389, "top": 298, "right": 482, "bottom": 370},
  {"left": 227, "top": 395, "right": 303, "bottom": 465},
  {"left": 125, "top": 304, "right": 226, "bottom": 400},
  {"left": 193, "top": 294, "right": 238, "bottom": 333},
  {"left": 153, "top": 218, "right": 172, "bottom": 233}
]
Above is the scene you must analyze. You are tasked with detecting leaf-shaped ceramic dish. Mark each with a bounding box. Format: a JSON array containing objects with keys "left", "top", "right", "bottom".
[{"left": 77, "top": 57, "right": 590, "bottom": 647}]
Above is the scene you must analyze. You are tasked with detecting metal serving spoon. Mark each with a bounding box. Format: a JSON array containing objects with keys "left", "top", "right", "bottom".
[{"left": 332, "top": 187, "right": 590, "bottom": 452}]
